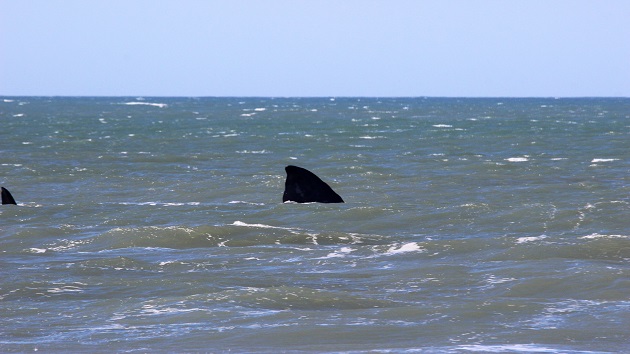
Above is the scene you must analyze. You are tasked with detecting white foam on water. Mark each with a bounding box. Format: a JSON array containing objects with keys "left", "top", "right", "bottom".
[
  {"left": 232, "top": 221, "right": 295, "bottom": 231},
  {"left": 505, "top": 157, "right": 529, "bottom": 162},
  {"left": 117, "top": 202, "right": 200, "bottom": 206},
  {"left": 322, "top": 247, "right": 355, "bottom": 259},
  {"left": 580, "top": 233, "right": 628, "bottom": 239},
  {"left": 590, "top": 158, "right": 619, "bottom": 163},
  {"left": 385, "top": 242, "right": 424, "bottom": 255},
  {"left": 47, "top": 285, "right": 84, "bottom": 294},
  {"left": 229, "top": 201, "right": 265, "bottom": 205},
  {"left": 516, "top": 235, "right": 548, "bottom": 243},
  {"left": 458, "top": 344, "right": 563, "bottom": 353},
  {"left": 484, "top": 275, "right": 517, "bottom": 285},
  {"left": 236, "top": 150, "right": 269, "bottom": 154},
  {"left": 124, "top": 102, "right": 168, "bottom": 108}
]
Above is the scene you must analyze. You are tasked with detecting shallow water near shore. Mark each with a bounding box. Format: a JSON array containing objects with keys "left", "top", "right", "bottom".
[{"left": 1, "top": 97, "right": 630, "bottom": 352}]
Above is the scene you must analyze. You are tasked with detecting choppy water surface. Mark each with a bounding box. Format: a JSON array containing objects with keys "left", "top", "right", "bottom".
[{"left": 1, "top": 97, "right": 630, "bottom": 353}]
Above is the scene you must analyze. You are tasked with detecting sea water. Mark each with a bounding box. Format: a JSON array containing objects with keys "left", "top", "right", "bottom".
[{"left": 1, "top": 97, "right": 629, "bottom": 353}]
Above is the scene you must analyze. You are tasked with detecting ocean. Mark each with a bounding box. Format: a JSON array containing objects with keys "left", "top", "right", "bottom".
[{"left": 1, "top": 97, "right": 629, "bottom": 353}]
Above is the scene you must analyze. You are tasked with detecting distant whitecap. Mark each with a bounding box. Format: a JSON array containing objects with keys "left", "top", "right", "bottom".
[
  {"left": 124, "top": 102, "right": 168, "bottom": 108},
  {"left": 505, "top": 157, "right": 529, "bottom": 162},
  {"left": 591, "top": 158, "right": 619, "bottom": 163}
]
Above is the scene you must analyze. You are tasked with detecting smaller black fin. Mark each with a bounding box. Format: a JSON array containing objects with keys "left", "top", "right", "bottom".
[{"left": 1, "top": 187, "right": 17, "bottom": 205}]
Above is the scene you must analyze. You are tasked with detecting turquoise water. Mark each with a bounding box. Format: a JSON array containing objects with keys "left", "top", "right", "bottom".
[{"left": 1, "top": 97, "right": 630, "bottom": 352}]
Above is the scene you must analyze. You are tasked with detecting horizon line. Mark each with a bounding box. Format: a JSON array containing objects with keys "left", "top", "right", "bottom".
[{"left": 2, "top": 94, "right": 629, "bottom": 99}]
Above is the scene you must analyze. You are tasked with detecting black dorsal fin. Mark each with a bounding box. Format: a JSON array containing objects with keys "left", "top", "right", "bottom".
[
  {"left": 282, "top": 165, "right": 344, "bottom": 203},
  {"left": 1, "top": 187, "right": 17, "bottom": 205}
]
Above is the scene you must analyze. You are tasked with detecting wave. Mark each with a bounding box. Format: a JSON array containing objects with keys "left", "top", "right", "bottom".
[
  {"left": 32, "top": 223, "right": 390, "bottom": 253},
  {"left": 10, "top": 216, "right": 628, "bottom": 265},
  {"left": 208, "top": 285, "right": 398, "bottom": 311}
]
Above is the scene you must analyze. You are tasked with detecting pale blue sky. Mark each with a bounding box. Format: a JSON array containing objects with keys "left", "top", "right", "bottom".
[{"left": 2, "top": 0, "right": 629, "bottom": 97}]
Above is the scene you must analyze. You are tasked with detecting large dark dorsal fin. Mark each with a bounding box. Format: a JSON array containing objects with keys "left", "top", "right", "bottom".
[
  {"left": 282, "top": 165, "right": 344, "bottom": 203},
  {"left": 1, "top": 187, "right": 17, "bottom": 205}
]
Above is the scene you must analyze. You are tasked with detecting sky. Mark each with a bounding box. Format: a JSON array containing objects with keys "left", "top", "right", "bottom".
[{"left": 1, "top": 0, "right": 629, "bottom": 97}]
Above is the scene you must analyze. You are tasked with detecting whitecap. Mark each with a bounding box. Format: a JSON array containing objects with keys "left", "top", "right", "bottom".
[
  {"left": 236, "top": 150, "right": 268, "bottom": 154},
  {"left": 385, "top": 242, "right": 424, "bottom": 255},
  {"left": 432, "top": 124, "right": 453, "bottom": 128},
  {"left": 591, "top": 158, "right": 619, "bottom": 163},
  {"left": 580, "top": 233, "right": 628, "bottom": 239},
  {"left": 458, "top": 344, "right": 561, "bottom": 353},
  {"left": 117, "top": 201, "right": 200, "bottom": 207},
  {"left": 124, "top": 102, "right": 167, "bottom": 108},
  {"left": 516, "top": 235, "right": 548, "bottom": 244},
  {"left": 47, "top": 286, "right": 84, "bottom": 294},
  {"left": 505, "top": 157, "right": 529, "bottom": 162},
  {"left": 322, "top": 247, "right": 354, "bottom": 259},
  {"left": 485, "top": 275, "right": 517, "bottom": 284},
  {"left": 232, "top": 221, "right": 295, "bottom": 231},
  {"left": 229, "top": 201, "right": 265, "bottom": 205}
]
